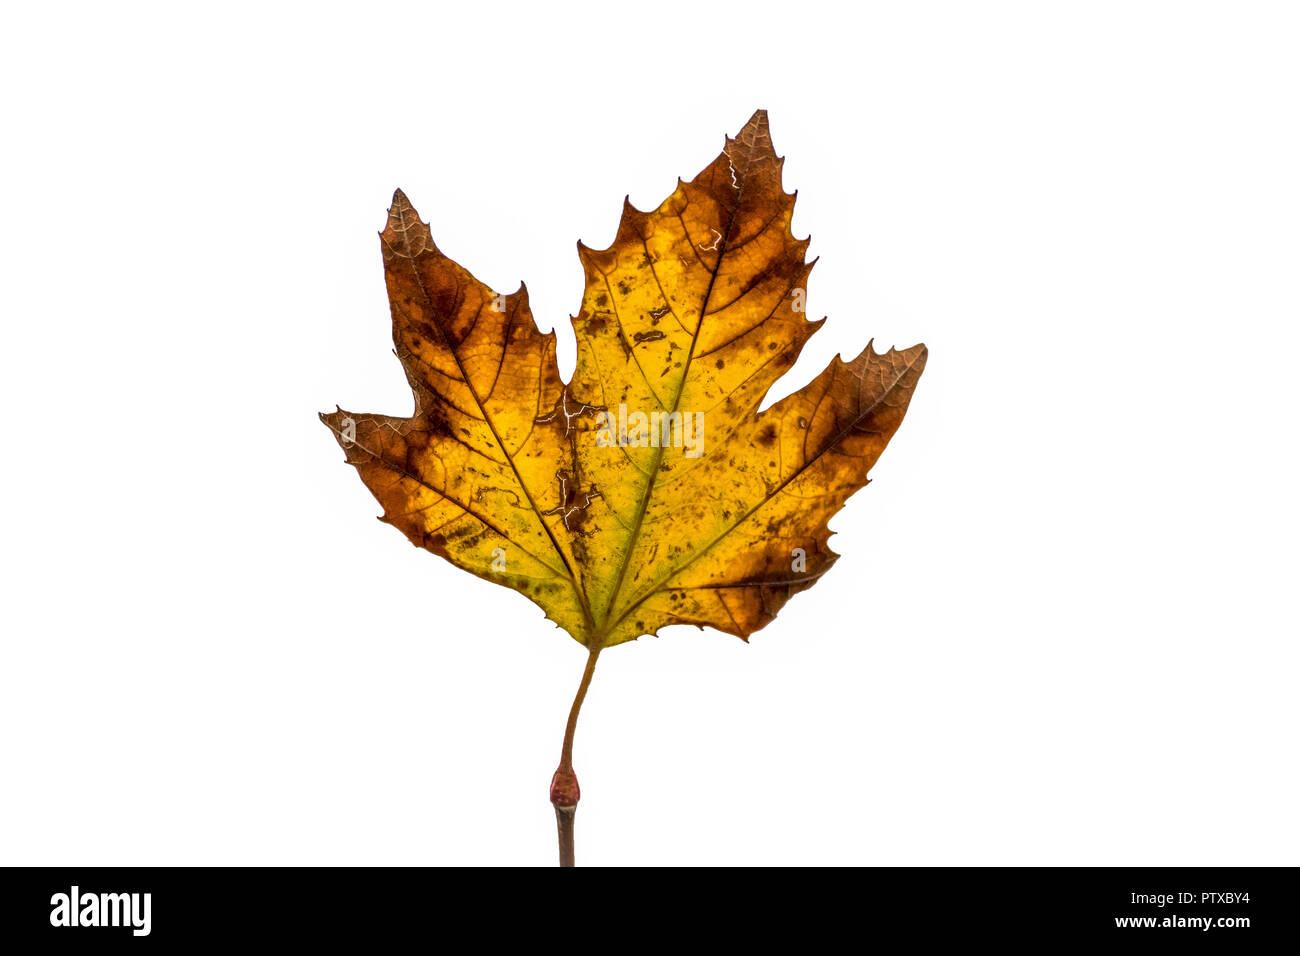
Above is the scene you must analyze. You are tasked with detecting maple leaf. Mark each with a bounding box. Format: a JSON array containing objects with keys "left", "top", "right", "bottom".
[
  {"left": 322, "top": 109, "right": 925, "bottom": 647},
  {"left": 321, "top": 110, "right": 926, "bottom": 864}
]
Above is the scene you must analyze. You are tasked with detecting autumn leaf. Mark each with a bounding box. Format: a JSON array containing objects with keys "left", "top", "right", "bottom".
[{"left": 321, "top": 110, "right": 926, "bottom": 864}]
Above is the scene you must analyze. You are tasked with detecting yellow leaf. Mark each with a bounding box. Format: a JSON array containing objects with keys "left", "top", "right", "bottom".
[{"left": 321, "top": 110, "right": 926, "bottom": 650}]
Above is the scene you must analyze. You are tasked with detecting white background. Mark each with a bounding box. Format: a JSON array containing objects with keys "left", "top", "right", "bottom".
[{"left": 2, "top": 2, "right": 1297, "bottom": 866}]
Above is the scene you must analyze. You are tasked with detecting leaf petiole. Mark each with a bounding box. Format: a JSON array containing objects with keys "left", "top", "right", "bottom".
[{"left": 550, "top": 645, "right": 601, "bottom": 867}]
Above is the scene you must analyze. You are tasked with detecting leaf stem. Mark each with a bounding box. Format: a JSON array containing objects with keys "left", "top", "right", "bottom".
[{"left": 550, "top": 645, "right": 601, "bottom": 867}]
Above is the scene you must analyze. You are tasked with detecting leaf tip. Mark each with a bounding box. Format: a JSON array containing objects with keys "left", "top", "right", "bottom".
[
  {"left": 730, "top": 108, "right": 776, "bottom": 156},
  {"left": 382, "top": 188, "right": 434, "bottom": 257}
]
